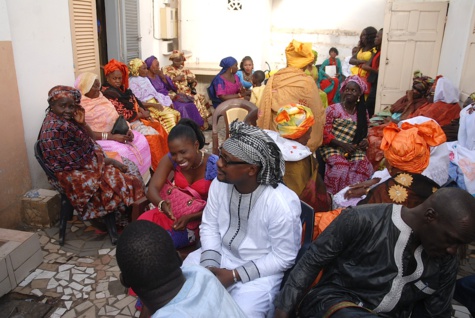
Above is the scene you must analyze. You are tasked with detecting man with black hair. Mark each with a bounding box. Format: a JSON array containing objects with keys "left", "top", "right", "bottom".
[{"left": 116, "top": 220, "right": 245, "bottom": 317}]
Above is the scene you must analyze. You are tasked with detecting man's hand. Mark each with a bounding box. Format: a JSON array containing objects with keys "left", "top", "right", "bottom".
[{"left": 208, "top": 267, "right": 236, "bottom": 288}]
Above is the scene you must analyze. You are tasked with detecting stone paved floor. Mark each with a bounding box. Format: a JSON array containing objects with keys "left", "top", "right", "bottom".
[{"left": 3, "top": 116, "right": 475, "bottom": 317}]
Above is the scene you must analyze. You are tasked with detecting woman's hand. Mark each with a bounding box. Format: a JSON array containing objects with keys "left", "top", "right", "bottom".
[
  {"left": 344, "top": 186, "right": 367, "bottom": 199},
  {"left": 358, "top": 138, "right": 369, "bottom": 150},
  {"left": 339, "top": 141, "right": 357, "bottom": 155},
  {"left": 73, "top": 106, "right": 86, "bottom": 125},
  {"left": 161, "top": 200, "right": 175, "bottom": 221},
  {"left": 208, "top": 267, "right": 236, "bottom": 288},
  {"left": 174, "top": 74, "right": 185, "bottom": 82},
  {"left": 106, "top": 158, "right": 128, "bottom": 173},
  {"left": 172, "top": 215, "right": 190, "bottom": 231},
  {"left": 111, "top": 131, "right": 133, "bottom": 144}
]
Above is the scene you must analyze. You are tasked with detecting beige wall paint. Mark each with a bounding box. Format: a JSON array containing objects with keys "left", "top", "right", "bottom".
[{"left": 0, "top": 41, "right": 32, "bottom": 229}]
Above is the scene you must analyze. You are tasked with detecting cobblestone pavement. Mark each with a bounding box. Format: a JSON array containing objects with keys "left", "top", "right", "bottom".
[{"left": 3, "top": 117, "right": 475, "bottom": 317}]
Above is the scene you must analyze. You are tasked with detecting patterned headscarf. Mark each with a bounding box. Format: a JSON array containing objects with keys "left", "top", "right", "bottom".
[
  {"left": 144, "top": 55, "right": 157, "bottom": 69},
  {"left": 340, "top": 75, "right": 367, "bottom": 96},
  {"left": 285, "top": 40, "right": 314, "bottom": 69},
  {"left": 104, "top": 59, "right": 129, "bottom": 89},
  {"left": 74, "top": 72, "right": 99, "bottom": 96},
  {"left": 275, "top": 104, "right": 315, "bottom": 140},
  {"left": 128, "top": 58, "right": 145, "bottom": 77},
  {"left": 47, "top": 85, "right": 81, "bottom": 105},
  {"left": 381, "top": 121, "right": 446, "bottom": 173},
  {"left": 312, "top": 50, "right": 318, "bottom": 62},
  {"left": 222, "top": 120, "right": 285, "bottom": 188},
  {"left": 412, "top": 71, "right": 434, "bottom": 97},
  {"left": 169, "top": 50, "right": 186, "bottom": 61}
]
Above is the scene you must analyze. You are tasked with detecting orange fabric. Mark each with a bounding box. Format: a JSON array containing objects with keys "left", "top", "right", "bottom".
[
  {"left": 141, "top": 119, "right": 169, "bottom": 170},
  {"left": 310, "top": 208, "right": 342, "bottom": 289},
  {"left": 104, "top": 59, "right": 130, "bottom": 89},
  {"left": 285, "top": 40, "right": 314, "bottom": 69},
  {"left": 408, "top": 101, "right": 461, "bottom": 126},
  {"left": 381, "top": 121, "right": 446, "bottom": 173},
  {"left": 275, "top": 104, "right": 315, "bottom": 140}
]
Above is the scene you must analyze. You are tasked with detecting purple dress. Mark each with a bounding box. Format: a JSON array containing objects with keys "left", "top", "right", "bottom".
[{"left": 148, "top": 75, "right": 204, "bottom": 126}]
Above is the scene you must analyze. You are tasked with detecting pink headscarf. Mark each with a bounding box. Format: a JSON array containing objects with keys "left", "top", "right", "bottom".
[{"left": 340, "top": 75, "right": 367, "bottom": 96}]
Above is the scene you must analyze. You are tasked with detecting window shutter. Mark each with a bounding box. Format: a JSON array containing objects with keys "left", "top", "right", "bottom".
[
  {"left": 123, "top": 0, "right": 141, "bottom": 62},
  {"left": 69, "top": 0, "right": 100, "bottom": 77}
]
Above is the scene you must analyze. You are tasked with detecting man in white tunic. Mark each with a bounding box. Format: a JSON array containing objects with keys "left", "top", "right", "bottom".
[{"left": 184, "top": 120, "right": 302, "bottom": 317}]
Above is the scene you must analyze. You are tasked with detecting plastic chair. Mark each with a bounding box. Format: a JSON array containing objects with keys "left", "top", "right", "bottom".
[
  {"left": 212, "top": 99, "right": 257, "bottom": 154},
  {"left": 34, "top": 141, "right": 118, "bottom": 245},
  {"left": 280, "top": 201, "right": 315, "bottom": 289}
]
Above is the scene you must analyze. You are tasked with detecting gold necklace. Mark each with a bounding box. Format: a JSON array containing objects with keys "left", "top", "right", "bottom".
[{"left": 191, "top": 151, "right": 204, "bottom": 169}]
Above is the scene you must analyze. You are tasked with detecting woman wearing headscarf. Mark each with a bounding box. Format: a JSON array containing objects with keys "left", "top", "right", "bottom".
[
  {"left": 74, "top": 72, "right": 152, "bottom": 181},
  {"left": 208, "top": 56, "right": 249, "bottom": 108},
  {"left": 257, "top": 40, "right": 325, "bottom": 152},
  {"left": 318, "top": 47, "right": 344, "bottom": 106},
  {"left": 319, "top": 75, "right": 373, "bottom": 194},
  {"left": 408, "top": 76, "right": 461, "bottom": 126},
  {"left": 101, "top": 59, "right": 169, "bottom": 170},
  {"left": 143, "top": 55, "right": 205, "bottom": 129},
  {"left": 163, "top": 51, "right": 211, "bottom": 128},
  {"left": 266, "top": 104, "right": 331, "bottom": 212},
  {"left": 128, "top": 58, "right": 180, "bottom": 133},
  {"left": 359, "top": 119, "right": 446, "bottom": 207},
  {"left": 38, "top": 86, "right": 145, "bottom": 244}
]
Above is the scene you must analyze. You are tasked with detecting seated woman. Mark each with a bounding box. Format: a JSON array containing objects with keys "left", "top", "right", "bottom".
[
  {"left": 74, "top": 72, "right": 152, "bottom": 182},
  {"left": 128, "top": 58, "right": 180, "bottom": 133},
  {"left": 257, "top": 40, "right": 325, "bottom": 153},
  {"left": 163, "top": 51, "right": 210, "bottom": 128},
  {"left": 319, "top": 75, "right": 373, "bottom": 194},
  {"left": 266, "top": 104, "right": 331, "bottom": 212},
  {"left": 38, "top": 86, "right": 145, "bottom": 244},
  {"left": 101, "top": 59, "right": 169, "bottom": 170},
  {"left": 390, "top": 71, "right": 434, "bottom": 121},
  {"left": 304, "top": 50, "right": 329, "bottom": 108},
  {"left": 359, "top": 119, "right": 446, "bottom": 207},
  {"left": 141, "top": 118, "right": 218, "bottom": 249},
  {"left": 350, "top": 26, "right": 378, "bottom": 98},
  {"left": 409, "top": 76, "right": 461, "bottom": 126},
  {"left": 143, "top": 55, "right": 204, "bottom": 128},
  {"left": 318, "top": 47, "right": 343, "bottom": 105},
  {"left": 235, "top": 56, "right": 254, "bottom": 89},
  {"left": 208, "top": 56, "right": 249, "bottom": 108}
]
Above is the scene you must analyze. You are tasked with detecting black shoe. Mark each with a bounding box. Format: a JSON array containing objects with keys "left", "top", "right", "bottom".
[{"left": 104, "top": 213, "right": 119, "bottom": 245}]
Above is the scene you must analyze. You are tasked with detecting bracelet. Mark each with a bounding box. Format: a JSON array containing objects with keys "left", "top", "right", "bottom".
[
  {"left": 232, "top": 269, "right": 238, "bottom": 283},
  {"left": 158, "top": 200, "right": 165, "bottom": 211},
  {"left": 101, "top": 132, "right": 108, "bottom": 140}
]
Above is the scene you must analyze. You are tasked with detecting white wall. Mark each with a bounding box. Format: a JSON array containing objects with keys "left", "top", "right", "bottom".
[
  {"left": 180, "top": 0, "right": 273, "bottom": 71},
  {"left": 437, "top": 0, "right": 475, "bottom": 89},
  {"left": 6, "top": 0, "right": 76, "bottom": 188},
  {"left": 0, "top": 0, "right": 11, "bottom": 41}
]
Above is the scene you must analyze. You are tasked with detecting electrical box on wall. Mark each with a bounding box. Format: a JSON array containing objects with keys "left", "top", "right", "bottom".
[
  {"left": 161, "top": 40, "right": 174, "bottom": 55},
  {"left": 160, "top": 7, "right": 177, "bottom": 39}
]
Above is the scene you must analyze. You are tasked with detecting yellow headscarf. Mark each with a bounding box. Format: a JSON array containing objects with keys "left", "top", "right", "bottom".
[
  {"left": 275, "top": 103, "right": 315, "bottom": 140},
  {"left": 169, "top": 50, "right": 186, "bottom": 61},
  {"left": 128, "top": 58, "right": 145, "bottom": 77},
  {"left": 74, "top": 72, "right": 99, "bottom": 96},
  {"left": 381, "top": 121, "right": 446, "bottom": 173},
  {"left": 285, "top": 40, "right": 314, "bottom": 69}
]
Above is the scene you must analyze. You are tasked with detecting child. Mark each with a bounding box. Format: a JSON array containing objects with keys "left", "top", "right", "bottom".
[{"left": 250, "top": 70, "right": 265, "bottom": 107}]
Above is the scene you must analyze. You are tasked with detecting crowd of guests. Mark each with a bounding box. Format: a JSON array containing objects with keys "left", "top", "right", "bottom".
[{"left": 36, "top": 24, "right": 475, "bottom": 317}]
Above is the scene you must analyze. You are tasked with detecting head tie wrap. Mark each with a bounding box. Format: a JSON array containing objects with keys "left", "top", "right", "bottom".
[
  {"left": 217, "top": 56, "right": 237, "bottom": 75},
  {"left": 144, "top": 55, "right": 157, "bottom": 69},
  {"left": 128, "top": 58, "right": 145, "bottom": 77},
  {"left": 312, "top": 50, "right": 318, "bottom": 61},
  {"left": 381, "top": 121, "right": 446, "bottom": 173},
  {"left": 48, "top": 85, "right": 81, "bottom": 105},
  {"left": 169, "top": 50, "right": 186, "bottom": 61},
  {"left": 74, "top": 72, "right": 99, "bottom": 96},
  {"left": 275, "top": 103, "right": 315, "bottom": 140},
  {"left": 222, "top": 121, "right": 285, "bottom": 188},
  {"left": 340, "top": 75, "right": 367, "bottom": 96},
  {"left": 285, "top": 40, "right": 314, "bottom": 69},
  {"left": 433, "top": 77, "right": 459, "bottom": 103},
  {"left": 104, "top": 59, "right": 129, "bottom": 89}
]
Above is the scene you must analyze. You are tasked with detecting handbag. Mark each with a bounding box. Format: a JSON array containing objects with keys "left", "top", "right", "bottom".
[
  {"left": 111, "top": 115, "right": 129, "bottom": 135},
  {"left": 159, "top": 180, "right": 206, "bottom": 230}
]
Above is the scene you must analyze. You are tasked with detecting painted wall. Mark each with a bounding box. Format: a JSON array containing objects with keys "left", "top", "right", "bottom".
[
  {"left": 6, "top": 0, "right": 76, "bottom": 189},
  {"left": 437, "top": 0, "right": 475, "bottom": 90},
  {"left": 0, "top": 0, "right": 32, "bottom": 228}
]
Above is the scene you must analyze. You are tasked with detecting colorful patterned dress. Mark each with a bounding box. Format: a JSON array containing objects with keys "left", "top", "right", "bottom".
[{"left": 319, "top": 103, "right": 373, "bottom": 194}]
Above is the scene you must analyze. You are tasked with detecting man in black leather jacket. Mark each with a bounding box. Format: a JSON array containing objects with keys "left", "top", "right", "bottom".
[{"left": 274, "top": 187, "right": 475, "bottom": 318}]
